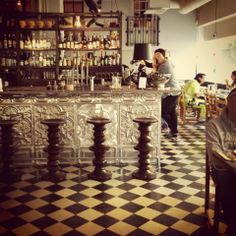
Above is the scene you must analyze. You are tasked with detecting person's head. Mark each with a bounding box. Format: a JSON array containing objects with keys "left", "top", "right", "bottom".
[
  {"left": 194, "top": 73, "right": 206, "bottom": 84},
  {"left": 231, "top": 71, "right": 236, "bottom": 84},
  {"left": 154, "top": 48, "right": 166, "bottom": 63},
  {"left": 226, "top": 88, "right": 236, "bottom": 122}
]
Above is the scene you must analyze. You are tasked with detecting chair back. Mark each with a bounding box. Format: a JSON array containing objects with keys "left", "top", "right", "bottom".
[{"left": 215, "top": 98, "right": 226, "bottom": 116}]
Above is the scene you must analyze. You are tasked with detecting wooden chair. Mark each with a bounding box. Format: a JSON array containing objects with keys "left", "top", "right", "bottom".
[
  {"left": 205, "top": 152, "right": 236, "bottom": 233},
  {"left": 205, "top": 93, "right": 217, "bottom": 120},
  {"left": 178, "top": 92, "right": 200, "bottom": 125}
]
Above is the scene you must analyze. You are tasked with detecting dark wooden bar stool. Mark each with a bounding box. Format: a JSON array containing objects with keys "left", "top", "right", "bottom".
[
  {"left": 0, "top": 119, "right": 21, "bottom": 182},
  {"left": 41, "top": 118, "right": 66, "bottom": 182},
  {"left": 132, "top": 117, "right": 157, "bottom": 180},
  {"left": 87, "top": 117, "right": 112, "bottom": 181}
]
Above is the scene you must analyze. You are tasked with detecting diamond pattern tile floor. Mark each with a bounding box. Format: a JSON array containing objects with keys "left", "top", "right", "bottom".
[{"left": 0, "top": 122, "right": 227, "bottom": 235}]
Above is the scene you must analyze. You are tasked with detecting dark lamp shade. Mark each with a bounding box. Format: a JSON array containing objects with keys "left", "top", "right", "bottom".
[{"left": 132, "top": 43, "right": 152, "bottom": 61}]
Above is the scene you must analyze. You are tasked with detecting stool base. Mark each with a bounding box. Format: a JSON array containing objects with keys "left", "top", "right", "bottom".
[
  {"left": 41, "top": 171, "right": 66, "bottom": 182},
  {"left": 132, "top": 169, "right": 156, "bottom": 180},
  {"left": 88, "top": 169, "right": 112, "bottom": 181}
]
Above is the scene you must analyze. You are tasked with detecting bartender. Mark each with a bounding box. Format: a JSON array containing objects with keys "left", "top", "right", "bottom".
[{"left": 144, "top": 48, "right": 180, "bottom": 139}]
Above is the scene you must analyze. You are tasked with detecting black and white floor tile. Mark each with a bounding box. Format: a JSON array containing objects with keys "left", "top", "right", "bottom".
[{"left": 0, "top": 122, "right": 227, "bottom": 235}]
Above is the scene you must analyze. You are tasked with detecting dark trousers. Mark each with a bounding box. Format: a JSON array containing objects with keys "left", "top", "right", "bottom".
[{"left": 162, "top": 95, "right": 179, "bottom": 134}]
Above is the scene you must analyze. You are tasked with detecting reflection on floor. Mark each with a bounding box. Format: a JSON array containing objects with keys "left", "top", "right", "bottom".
[{"left": 0, "top": 123, "right": 227, "bottom": 236}]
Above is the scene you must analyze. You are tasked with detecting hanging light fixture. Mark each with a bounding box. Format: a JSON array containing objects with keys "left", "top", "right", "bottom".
[
  {"left": 85, "top": 0, "right": 104, "bottom": 28},
  {"left": 16, "top": 0, "right": 23, "bottom": 12}
]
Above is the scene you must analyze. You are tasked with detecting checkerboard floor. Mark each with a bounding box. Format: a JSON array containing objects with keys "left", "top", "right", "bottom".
[{"left": 0, "top": 122, "right": 227, "bottom": 236}]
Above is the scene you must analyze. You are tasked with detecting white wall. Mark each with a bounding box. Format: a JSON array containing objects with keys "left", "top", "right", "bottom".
[
  {"left": 196, "top": 35, "right": 236, "bottom": 84},
  {"left": 157, "top": 9, "right": 197, "bottom": 81},
  {"left": 196, "top": 0, "right": 236, "bottom": 84}
]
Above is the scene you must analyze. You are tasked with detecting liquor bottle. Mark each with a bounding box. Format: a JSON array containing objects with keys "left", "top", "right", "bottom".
[
  {"left": 116, "top": 52, "right": 120, "bottom": 65},
  {"left": 112, "top": 52, "right": 116, "bottom": 65},
  {"left": 105, "top": 35, "right": 111, "bottom": 49},
  {"left": 43, "top": 55, "right": 47, "bottom": 67},
  {"left": 103, "top": 35, "right": 109, "bottom": 49},
  {"left": 69, "top": 32, "right": 74, "bottom": 49},
  {"left": 7, "top": 34, "right": 12, "bottom": 48},
  {"left": 32, "top": 32, "right": 36, "bottom": 49},
  {"left": 39, "top": 52, "right": 43, "bottom": 67},
  {"left": 3, "top": 34, "right": 7, "bottom": 49},
  {"left": 87, "top": 35, "right": 92, "bottom": 49},
  {"left": 12, "top": 33, "right": 16, "bottom": 48},
  {"left": 66, "top": 33, "right": 71, "bottom": 49},
  {"left": 104, "top": 52, "right": 108, "bottom": 66},
  {"left": 107, "top": 52, "right": 112, "bottom": 66},
  {"left": 82, "top": 36, "right": 87, "bottom": 49},
  {"left": 42, "top": 32, "right": 47, "bottom": 49},
  {"left": 100, "top": 52, "right": 104, "bottom": 66},
  {"left": 31, "top": 51, "right": 36, "bottom": 66},
  {"left": 20, "top": 34, "right": 24, "bottom": 49},
  {"left": 96, "top": 35, "right": 101, "bottom": 49}
]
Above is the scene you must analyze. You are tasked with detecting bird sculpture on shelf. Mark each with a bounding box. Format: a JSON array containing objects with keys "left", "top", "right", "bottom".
[{"left": 84, "top": 0, "right": 104, "bottom": 27}]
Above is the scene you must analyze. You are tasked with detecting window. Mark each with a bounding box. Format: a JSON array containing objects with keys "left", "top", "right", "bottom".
[
  {"left": 64, "top": 0, "right": 83, "bottom": 13},
  {"left": 133, "top": 0, "right": 148, "bottom": 16}
]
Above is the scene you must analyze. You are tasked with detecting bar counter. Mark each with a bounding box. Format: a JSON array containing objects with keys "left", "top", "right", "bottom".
[{"left": 0, "top": 86, "right": 166, "bottom": 167}]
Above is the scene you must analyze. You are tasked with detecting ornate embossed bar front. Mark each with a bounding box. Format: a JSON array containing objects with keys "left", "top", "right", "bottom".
[{"left": 0, "top": 89, "right": 163, "bottom": 167}]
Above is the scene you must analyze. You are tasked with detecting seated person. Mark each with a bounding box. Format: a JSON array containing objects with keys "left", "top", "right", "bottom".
[
  {"left": 206, "top": 88, "right": 236, "bottom": 235},
  {"left": 225, "top": 71, "right": 236, "bottom": 90},
  {"left": 183, "top": 73, "right": 206, "bottom": 120}
]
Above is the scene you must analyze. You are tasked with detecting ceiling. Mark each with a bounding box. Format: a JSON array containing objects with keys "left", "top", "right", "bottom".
[{"left": 145, "top": 0, "right": 212, "bottom": 15}]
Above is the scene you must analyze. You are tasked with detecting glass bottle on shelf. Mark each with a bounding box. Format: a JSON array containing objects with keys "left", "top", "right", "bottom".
[
  {"left": 32, "top": 32, "right": 36, "bottom": 49},
  {"left": 20, "top": 34, "right": 24, "bottom": 49},
  {"left": 69, "top": 32, "right": 74, "bottom": 49},
  {"left": 42, "top": 32, "right": 47, "bottom": 48},
  {"left": 3, "top": 34, "right": 7, "bottom": 49},
  {"left": 39, "top": 52, "right": 43, "bottom": 67},
  {"left": 116, "top": 52, "right": 120, "bottom": 65},
  {"left": 12, "top": 33, "right": 16, "bottom": 48},
  {"left": 7, "top": 34, "right": 12, "bottom": 48}
]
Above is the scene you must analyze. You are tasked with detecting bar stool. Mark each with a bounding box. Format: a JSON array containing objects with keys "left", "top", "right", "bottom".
[
  {"left": 87, "top": 117, "right": 112, "bottom": 181},
  {"left": 41, "top": 118, "right": 66, "bottom": 182},
  {"left": 0, "top": 119, "right": 21, "bottom": 182},
  {"left": 132, "top": 117, "right": 157, "bottom": 180}
]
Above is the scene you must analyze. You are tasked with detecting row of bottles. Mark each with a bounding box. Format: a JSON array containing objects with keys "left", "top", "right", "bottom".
[
  {"left": 0, "top": 17, "right": 16, "bottom": 27},
  {"left": 21, "top": 71, "right": 56, "bottom": 80},
  {"left": 20, "top": 52, "right": 56, "bottom": 67},
  {"left": 20, "top": 32, "right": 55, "bottom": 50},
  {"left": 59, "top": 31, "right": 120, "bottom": 50},
  {"left": 0, "top": 33, "right": 17, "bottom": 49},
  {"left": 59, "top": 51, "right": 121, "bottom": 67},
  {"left": 0, "top": 52, "right": 17, "bottom": 67}
]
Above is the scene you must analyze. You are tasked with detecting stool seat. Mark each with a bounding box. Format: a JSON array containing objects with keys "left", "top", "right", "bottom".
[
  {"left": 132, "top": 117, "right": 157, "bottom": 180},
  {"left": 133, "top": 117, "right": 158, "bottom": 125},
  {"left": 87, "top": 117, "right": 112, "bottom": 181},
  {"left": 87, "top": 117, "right": 111, "bottom": 125},
  {"left": 41, "top": 118, "right": 66, "bottom": 182},
  {"left": 0, "top": 119, "right": 21, "bottom": 182},
  {"left": 41, "top": 118, "right": 65, "bottom": 126}
]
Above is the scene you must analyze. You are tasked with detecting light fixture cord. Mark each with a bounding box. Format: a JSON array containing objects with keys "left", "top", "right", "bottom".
[
  {"left": 114, "top": 0, "right": 119, "bottom": 11},
  {"left": 213, "top": 0, "right": 218, "bottom": 38}
]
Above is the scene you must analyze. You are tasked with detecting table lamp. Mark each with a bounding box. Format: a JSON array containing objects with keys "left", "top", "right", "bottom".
[
  {"left": 132, "top": 43, "right": 152, "bottom": 61},
  {"left": 132, "top": 43, "right": 152, "bottom": 88}
]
